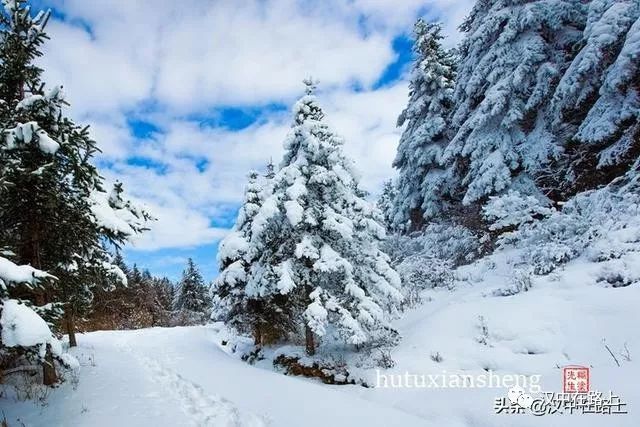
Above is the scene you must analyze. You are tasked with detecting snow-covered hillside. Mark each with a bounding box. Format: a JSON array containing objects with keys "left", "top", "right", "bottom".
[{"left": 4, "top": 251, "right": 639, "bottom": 427}]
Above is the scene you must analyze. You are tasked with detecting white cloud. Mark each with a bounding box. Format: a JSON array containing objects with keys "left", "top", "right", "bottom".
[
  {"left": 127, "top": 202, "right": 229, "bottom": 250},
  {"left": 42, "top": 0, "right": 403, "bottom": 114},
  {"left": 34, "top": 0, "right": 474, "bottom": 252},
  {"left": 98, "top": 82, "right": 406, "bottom": 250}
]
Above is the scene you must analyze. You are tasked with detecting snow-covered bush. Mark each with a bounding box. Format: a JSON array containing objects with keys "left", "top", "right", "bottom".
[
  {"left": 396, "top": 256, "right": 453, "bottom": 307},
  {"left": 596, "top": 259, "right": 640, "bottom": 288},
  {"left": 382, "top": 222, "right": 486, "bottom": 311},
  {"left": 492, "top": 266, "right": 534, "bottom": 296},
  {"left": 496, "top": 178, "right": 640, "bottom": 274},
  {"left": 420, "top": 223, "right": 485, "bottom": 264},
  {"left": 383, "top": 223, "right": 482, "bottom": 308},
  {"left": 483, "top": 191, "right": 553, "bottom": 231},
  {"left": 383, "top": 223, "right": 483, "bottom": 269}
]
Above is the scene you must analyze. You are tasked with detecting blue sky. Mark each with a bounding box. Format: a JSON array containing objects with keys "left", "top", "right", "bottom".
[{"left": 35, "top": 0, "right": 474, "bottom": 282}]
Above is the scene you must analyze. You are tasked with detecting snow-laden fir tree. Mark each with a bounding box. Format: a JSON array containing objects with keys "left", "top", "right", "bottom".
[
  {"left": 212, "top": 168, "right": 277, "bottom": 343},
  {"left": 173, "top": 258, "right": 211, "bottom": 322},
  {"left": 549, "top": 0, "right": 640, "bottom": 194},
  {"left": 0, "top": 0, "right": 151, "bottom": 382},
  {"left": 241, "top": 80, "right": 402, "bottom": 355},
  {"left": 392, "top": 20, "right": 456, "bottom": 231},
  {"left": 442, "top": 0, "right": 586, "bottom": 210},
  {"left": 0, "top": 256, "right": 77, "bottom": 385},
  {"left": 376, "top": 179, "right": 398, "bottom": 233}
]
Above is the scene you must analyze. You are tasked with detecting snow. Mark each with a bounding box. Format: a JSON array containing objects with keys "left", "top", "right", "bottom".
[
  {"left": 305, "top": 289, "right": 328, "bottom": 336},
  {"left": 217, "top": 231, "right": 249, "bottom": 264},
  {"left": 3, "top": 122, "right": 60, "bottom": 154},
  {"left": 34, "top": 130, "right": 60, "bottom": 154},
  {"left": 294, "top": 235, "right": 319, "bottom": 260},
  {"left": 89, "top": 190, "right": 136, "bottom": 237},
  {"left": 275, "top": 260, "right": 296, "bottom": 294},
  {"left": 283, "top": 200, "right": 303, "bottom": 226},
  {"left": 3, "top": 247, "right": 640, "bottom": 426},
  {"left": 0, "top": 255, "right": 54, "bottom": 285},
  {"left": 0, "top": 299, "right": 56, "bottom": 352},
  {"left": 16, "top": 94, "right": 44, "bottom": 110},
  {"left": 350, "top": 251, "right": 640, "bottom": 427},
  {"left": 250, "top": 196, "right": 279, "bottom": 238},
  {"left": 1, "top": 326, "right": 427, "bottom": 427},
  {"left": 2, "top": 0, "right": 17, "bottom": 15}
]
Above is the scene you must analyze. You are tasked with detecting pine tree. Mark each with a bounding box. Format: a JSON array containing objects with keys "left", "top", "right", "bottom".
[
  {"left": 88, "top": 256, "right": 174, "bottom": 329},
  {"left": 173, "top": 258, "right": 211, "bottom": 321},
  {"left": 213, "top": 168, "right": 273, "bottom": 343},
  {"left": 0, "top": 256, "right": 75, "bottom": 385},
  {"left": 442, "top": 0, "right": 586, "bottom": 210},
  {"left": 377, "top": 179, "right": 398, "bottom": 233},
  {"left": 241, "top": 80, "right": 403, "bottom": 354},
  {"left": 392, "top": 20, "right": 457, "bottom": 231},
  {"left": 0, "top": 0, "right": 151, "bottom": 380},
  {"left": 549, "top": 0, "right": 640, "bottom": 194},
  {"left": 153, "top": 276, "right": 175, "bottom": 313}
]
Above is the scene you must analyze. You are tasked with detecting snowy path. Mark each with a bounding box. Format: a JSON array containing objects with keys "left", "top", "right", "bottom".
[
  {"left": 1, "top": 326, "right": 428, "bottom": 427},
  {"left": 115, "top": 337, "right": 266, "bottom": 427}
]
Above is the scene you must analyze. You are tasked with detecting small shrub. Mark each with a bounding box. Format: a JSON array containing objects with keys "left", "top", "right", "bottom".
[
  {"left": 396, "top": 256, "right": 455, "bottom": 309},
  {"left": 375, "top": 350, "right": 396, "bottom": 369},
  {"left": 430, "top": 352, "right": 443, "bottom": 363},
  {"left": 475, "top": 315, "right": 490, "bottom": 346},
  {"left": 493, "top": 267, "right": 533, "bottom": 296}
]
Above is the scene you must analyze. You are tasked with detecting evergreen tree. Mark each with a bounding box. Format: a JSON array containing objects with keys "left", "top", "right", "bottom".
[
  {"left": 153, "top": 276, "right": 175, "bottom": 313},
  {"left": 549, "top": 0, "right": 640, "bottom": 194},
  {"left": 392, "top": 20, "right": 457, "bottom": 231},
  {"left": 442, "top": 0, "right": 586, "bottom": 210},
  {"left": 213, "top": 169, "right": 273, "bottom": 343},
  {"left": 236, "top": 80, "right": 402, "bottom": 355},
  {"left": 376, "top": 179, "right": 398, "bottom": 233},
  {"left": 0, "top": 256, "right": 75, "bottom": 385},
  {"left": 88, "top": 256, "right": 174, "bottom": 330},
  {"left": 173, "top": 258, "right": 210, "bottom": 320},
  {"left": 0, "top": 0, "right": 151, "bottom": 383}
]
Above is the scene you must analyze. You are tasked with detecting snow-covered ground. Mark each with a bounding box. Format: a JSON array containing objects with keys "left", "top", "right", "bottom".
[
  {"left": 3, "top": 251, "right": 639, "bottom": 426},
  {"left": 1, "top": 326, "right": 425, "bottom": 426}
]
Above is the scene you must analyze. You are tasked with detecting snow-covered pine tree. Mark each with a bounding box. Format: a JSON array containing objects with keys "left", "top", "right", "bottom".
[
  {"left": 0, "top": 256, "right": 77, "bottom": 385},
  {"left": 0, "top": 0, "right": 151, "bottom": 362},
  {"left": 550, "top": 0, "right": 640, "bottom": 194},
  {"left": 212, "top": 168, "right": 274, "bottom": 343},
  {"left": 392, "top": 20, "right": 457, "bottom": 232},
  {"left": 246, "top": 80, "right": 403, "bottom": 355},
  {"left": 153, "top": 276, "right": 175, "bottom": 315},
  {"left": 442, "top": 0, "right": 586, "bottom": 213},
  {"left": 173, "top": 258, "right": 211, "bottom": 323},
  {"left": 376, "top": 179, "right": 398, "bottom": 233}
]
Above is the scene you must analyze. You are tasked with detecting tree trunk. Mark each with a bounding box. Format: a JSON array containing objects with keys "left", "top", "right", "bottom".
[
  {"left": 409, "top": 207, "right": 424, "bottom": 232},
  {"left": 42, "top": 345, "right": 58, "bottom": 386},
  {"left": 65, "top": 312, "right": 77, "bottom": 347},
  {"left": 253, "top": 325, "right": 262, "bottom": 346},
  {"left": 305, "top": 325, "right": 315, "bottom": 356}
]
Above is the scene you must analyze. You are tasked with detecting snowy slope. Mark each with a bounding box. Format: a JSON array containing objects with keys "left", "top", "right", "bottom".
[
  {"left": 2, "top": 251, "right": 639, "bottom": 426},
  {"left": 349, "top": 251, "right": 640, "bottom": 426}
]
